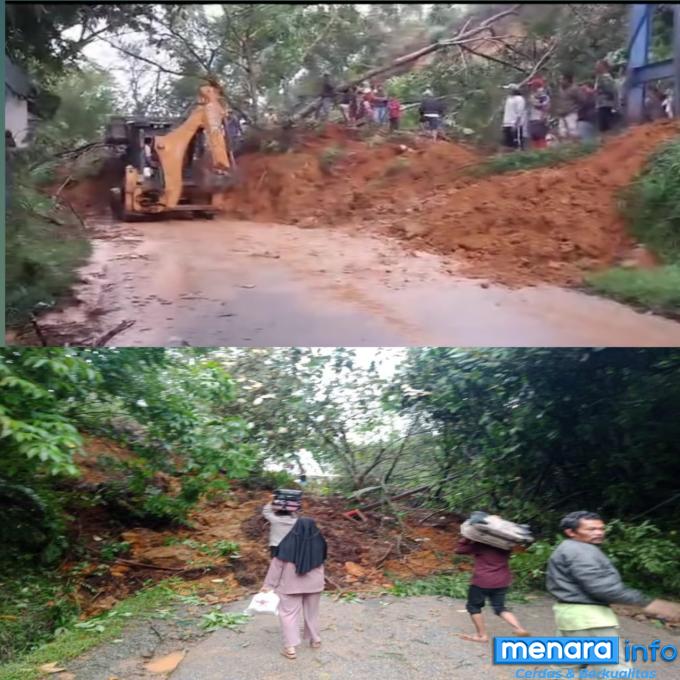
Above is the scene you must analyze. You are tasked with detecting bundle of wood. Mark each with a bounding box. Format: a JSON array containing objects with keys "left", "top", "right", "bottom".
[{"left": 461, "top": 511, "right": 534, "bottom": 550}]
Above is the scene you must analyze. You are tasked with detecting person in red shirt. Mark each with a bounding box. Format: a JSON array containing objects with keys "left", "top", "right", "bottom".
[
  {"left": 455, "top": 536, "right": 530, "bottom": 642},
  {"left": 387, "top": 96, "right": 402, "bottom": 131}
]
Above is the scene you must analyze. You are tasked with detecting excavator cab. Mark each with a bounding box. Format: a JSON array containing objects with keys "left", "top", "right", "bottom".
[{"left": 105, "top": 84, "right": 237, "bottom": 221}]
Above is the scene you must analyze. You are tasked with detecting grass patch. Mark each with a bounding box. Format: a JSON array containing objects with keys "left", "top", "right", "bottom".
[
  {"left": 586, "top": 265, "right": 680, "bottom": 318},
  {"left": 0, "top": 580, "right": 178, "bottom": 680},
  {"left": 469, "top": 140, "right": 599, "bottom": 176},
  {"left": 0, "top": 568, "right": 77, "bottom": 665}
]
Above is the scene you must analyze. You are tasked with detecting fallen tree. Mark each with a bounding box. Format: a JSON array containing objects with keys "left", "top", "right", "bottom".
[{"left": 289, "top": 4, "right": 520, "bottom": 121}]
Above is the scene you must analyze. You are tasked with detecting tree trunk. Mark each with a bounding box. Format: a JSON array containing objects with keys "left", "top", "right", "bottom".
[{"left": 289, "top": 4, "right": 520, "bottom": 121}]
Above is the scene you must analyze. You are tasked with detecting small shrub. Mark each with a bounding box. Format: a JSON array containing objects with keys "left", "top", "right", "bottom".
[
  {"left": 318, "top": 146, "right": 345, "bottom": 174},
  {"left": 390, "top": 572, "right": 471, "bottom": 598},
  {"left": 99, "top": 541, "right": 131, "bottom": 562},
  {"left": 384, "top": 157, "right": 411, "bottom": 177},
  {"left": 200, "top": 608, "right": 249, "bottom": 632},
  {"left": 211, "top": 540, "right": 241, "bottom": 558}
]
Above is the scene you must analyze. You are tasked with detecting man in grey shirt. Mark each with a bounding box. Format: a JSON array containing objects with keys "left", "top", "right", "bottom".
[{"left": 547, "top": 511, "right": 680, "bottom": 671}]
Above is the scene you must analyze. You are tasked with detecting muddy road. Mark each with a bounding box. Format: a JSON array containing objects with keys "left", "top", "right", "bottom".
[{"left": 31, "top": 218, "right": 680, "bottom": 347}]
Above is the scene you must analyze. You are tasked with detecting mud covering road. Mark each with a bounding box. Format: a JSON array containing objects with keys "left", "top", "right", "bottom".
[
  {"left": 60, "top": 595, "right": 679, "bottom": 680},
  {"left": 31, "top": 219, "right": 680, "bottom": 347}
]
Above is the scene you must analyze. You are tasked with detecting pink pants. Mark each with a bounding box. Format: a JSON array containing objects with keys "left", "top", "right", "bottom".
[{"left": 277, "top": 592, "right": 321, "bottom": 648}]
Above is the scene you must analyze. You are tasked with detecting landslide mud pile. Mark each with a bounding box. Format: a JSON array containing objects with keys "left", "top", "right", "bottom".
[
  {"left": 223, "top": 120, "right": 679, "bottom": 287},
  {"left": 386, "top": 120, "right": 680, "bottom": 286},
  {"left": 66, "top": 436, "right": 462, "bottom": 618},
  {"left": 221, "top": 124, "right": 481, "bottom": 225}
]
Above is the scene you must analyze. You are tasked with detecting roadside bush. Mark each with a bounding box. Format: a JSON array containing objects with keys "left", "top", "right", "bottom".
[
  {"left": 318, "top": 146, "right": 345, "bottom": 174},
  {"left": 588, "top": 140, "right": 680, "bottom": 315},
  {"left": 509, "top": 521, "right": 680, "bottom": 599},
  {"left": 603, "top": 519, "right": 680, "bottom": 597},
  {"left": 510, "top": 538, "right": 562, "bottom": 591},
  {"left": 621, "top": 139, "right": 680, "bottom": 263},
  {"left": 5, "top": 154, "right": 91, "bottom": 328}
]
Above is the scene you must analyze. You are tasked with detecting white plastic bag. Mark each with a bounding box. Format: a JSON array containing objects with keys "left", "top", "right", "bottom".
[{"left": 244, "top": 590, "right": 280, "bottom": 616}]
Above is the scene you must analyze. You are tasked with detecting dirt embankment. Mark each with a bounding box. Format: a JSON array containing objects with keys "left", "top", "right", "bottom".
[{"left": 65, "top": 436, "right": 462, "bottom": 619}]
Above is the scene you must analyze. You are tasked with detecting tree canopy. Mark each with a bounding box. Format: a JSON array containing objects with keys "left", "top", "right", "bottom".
[{"left": 3, "top": 347, "right": 679, "bottom": 567}]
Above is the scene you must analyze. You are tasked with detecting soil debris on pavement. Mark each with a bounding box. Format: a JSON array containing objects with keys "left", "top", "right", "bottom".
[{"left": 214, "top": 121, "right": 680, "bottom": 288}]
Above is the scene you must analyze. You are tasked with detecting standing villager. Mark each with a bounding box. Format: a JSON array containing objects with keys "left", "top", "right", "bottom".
[
  {"left": 339, "top": 87, "right": 356, "bottom": 125},
  {"left": 556, "top": 73, "right": 581, "bottom": 141},
  {"left": 387, "top": 95, "right": 402, "bottom": 132},
  {"left": 547, "top": 511, "right": 680, "bottom": 674},
  {"left": 419, "top": 89, "right": 445, "bottom": 141},
  {"left": 261, "top": 518, "right": 328, "bottom": 660},
  {"left": 527, "top": 76, "right": 551, "bottom": 149},
  {"left": 317, "top": 73, "right": 336, "bottom": 121},
  {"left": 373, "top": 84, "right": 389, "bottom": 125},
  {"left": 501, "top": 84, "right": 527, "bottom": 150},
  {"left": 594, "top": 60, "right": 619, "bottom": 132},
  {"left": 456, "top": 536, "right": 530, "bottom": 642},
  {"left": 576, "top": 82, "right": 597, "bottom": 141}
]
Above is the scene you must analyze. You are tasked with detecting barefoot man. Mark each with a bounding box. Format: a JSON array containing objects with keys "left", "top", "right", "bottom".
[{"left": 456, "top": 535, "right": 529, "bottom": 642}]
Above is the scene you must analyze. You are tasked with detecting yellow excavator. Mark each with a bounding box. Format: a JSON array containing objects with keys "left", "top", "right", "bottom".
[{"left": 105, "top": 82, "right": 237, "bottom": 220}]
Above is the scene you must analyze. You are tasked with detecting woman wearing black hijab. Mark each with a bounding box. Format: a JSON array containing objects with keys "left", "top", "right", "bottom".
[{"left": 261, "top": 517, "right": 328, "bottom": 660}]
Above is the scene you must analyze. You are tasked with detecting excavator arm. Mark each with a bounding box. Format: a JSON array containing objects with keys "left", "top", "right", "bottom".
[{"left": 153, "top": 84, "right": 232, "bottom": 209}]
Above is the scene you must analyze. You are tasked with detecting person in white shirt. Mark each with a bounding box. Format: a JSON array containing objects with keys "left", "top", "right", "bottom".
[{"left": 502, "top": 84, "right": 527, "bottom": 151}]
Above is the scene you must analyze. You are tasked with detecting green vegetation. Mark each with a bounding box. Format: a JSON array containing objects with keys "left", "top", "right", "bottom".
[
  {"left": 0, "top": 581, "right": 177, "bottom": 680},
  {"left": 200, "top": 609, "right": 250, "bottom": 632},
  {"left": 6, "top": 66, "right": 121, "bottom": 329},
  {"left": 587, "top": 265, "right": 680, "bottom": 317},
  {"left": 5, "top": 159, "right": 91, "bottom": 327},
  {"left": 319, "top": 146, "right": 345, "bottom": 174},
  {"left": 509, "top": 521, "right": 680, "bottom": 599},
  {"left": 390, "top": 573, "right": 471, "bottom": 599},
  {"left": 587, "top": 140, "right": 680, "bottom": 315},
  {"left": 469, "top": 141, "right": 600, "bottom": 176},
  {"left": 621, "top": 140, "right": 680, "bottom": 263}
]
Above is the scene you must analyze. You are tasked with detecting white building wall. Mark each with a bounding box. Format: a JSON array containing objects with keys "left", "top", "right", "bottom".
[{"left": 5, "top": 88, "right": 29, "bottom": 147}]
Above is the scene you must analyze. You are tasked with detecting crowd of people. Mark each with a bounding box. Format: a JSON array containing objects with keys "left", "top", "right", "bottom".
[
  {"left": 502, "top": 59, "right": 675, "bottom": 151},
  {"left": 259, "top": 496, "right": 680, "bottom": 665},
  {"left": 317, "top": 73, "right": 405, "bottom": 132},
  {"left": 314, "top": 61, "right": 674, "bottom": 151}
]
